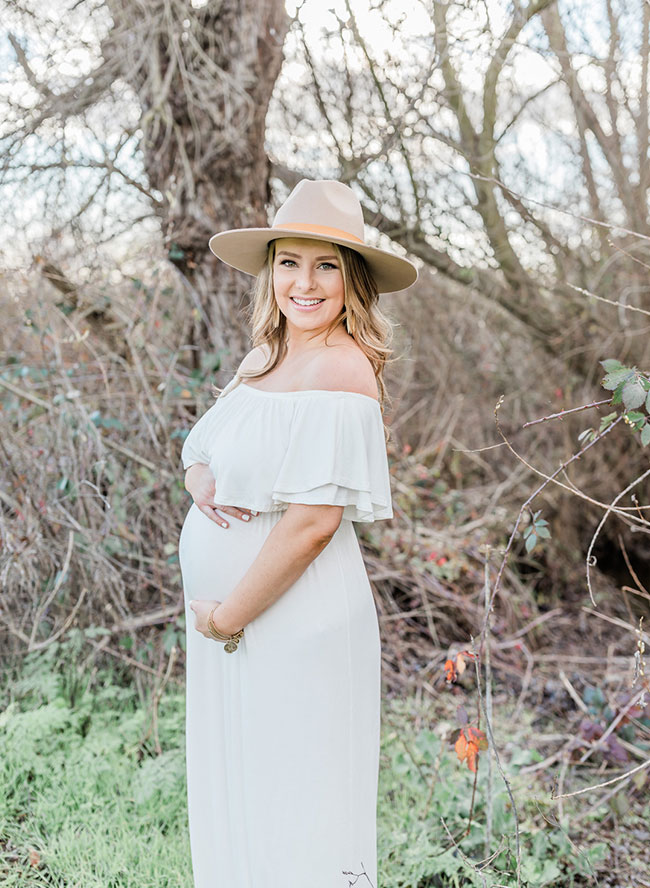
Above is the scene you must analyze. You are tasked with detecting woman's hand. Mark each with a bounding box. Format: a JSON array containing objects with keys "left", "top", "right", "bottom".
[
  {"left": 189, "top": 599, "right": 243, "bottom": 639},
  {"left": 184, "top": 463, "right": 258, "bottom": 528}
]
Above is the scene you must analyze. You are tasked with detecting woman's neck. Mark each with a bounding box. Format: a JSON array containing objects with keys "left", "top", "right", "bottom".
[{"left": 283, "top": 323, "right": 352, "bottom": 357}]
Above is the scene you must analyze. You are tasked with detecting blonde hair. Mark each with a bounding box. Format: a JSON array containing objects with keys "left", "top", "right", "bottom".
[{"left": 235, "top": 239, "right": 394, "bottom": 414}]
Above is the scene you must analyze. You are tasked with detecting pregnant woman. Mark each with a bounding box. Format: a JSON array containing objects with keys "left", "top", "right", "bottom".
[{"left": 178, "top": 179, "right": 417, "bottom": 888}]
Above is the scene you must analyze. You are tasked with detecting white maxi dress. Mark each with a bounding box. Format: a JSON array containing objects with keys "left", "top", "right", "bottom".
[{"left": 178, "top": 372, "right": 393, "bottom": 888}]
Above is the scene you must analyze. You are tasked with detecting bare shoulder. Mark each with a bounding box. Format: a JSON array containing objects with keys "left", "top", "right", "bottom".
[
  {"left": 236, "top": 343, "right": 272, "bottom": 375},
  {"left": 307, "top": 344, "right": 379, "bottom": 400}
]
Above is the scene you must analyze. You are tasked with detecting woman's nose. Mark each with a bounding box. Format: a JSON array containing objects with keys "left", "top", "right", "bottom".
[{"left": 295, "top": 268, "right": 316, "bottom": 291}]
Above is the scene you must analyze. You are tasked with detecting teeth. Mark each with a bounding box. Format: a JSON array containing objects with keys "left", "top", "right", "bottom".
[{"left": 292, "top": 297, "right": 324, "bottom": 306}]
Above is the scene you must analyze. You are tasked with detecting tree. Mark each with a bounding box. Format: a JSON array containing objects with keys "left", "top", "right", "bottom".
[
  {"left": 4, "top": 0, "right": 289, "bottom": 362},
  {"left": 271, "top": 0, "right": 649, "bottom": 352}
]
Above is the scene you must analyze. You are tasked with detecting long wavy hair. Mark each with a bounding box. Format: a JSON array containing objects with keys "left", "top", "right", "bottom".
[{"left": 231, "top": 239, "right": 395, "bottom": 416}]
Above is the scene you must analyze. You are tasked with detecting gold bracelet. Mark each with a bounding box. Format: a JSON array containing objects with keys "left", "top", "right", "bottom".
[{"left": 208, "top": 605, "right": 244, "bottom": 653}]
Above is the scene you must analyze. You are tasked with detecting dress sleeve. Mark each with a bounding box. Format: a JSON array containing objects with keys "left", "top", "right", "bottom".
[
  {"left": 271, "top": 395, "right": 393, "bottom": 523},
  {"left": 181, "top": 406, "right": 214, "bottom": 469},
  {"left": 180, "top": 374, "right": 240, "bottom": 470}
]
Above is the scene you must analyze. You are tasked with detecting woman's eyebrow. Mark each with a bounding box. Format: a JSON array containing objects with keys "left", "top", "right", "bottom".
[{"left": 276, "top": 250, "right": 338, "bottom": 261}]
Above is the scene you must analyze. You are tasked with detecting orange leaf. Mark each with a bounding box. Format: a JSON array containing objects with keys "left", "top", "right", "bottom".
[
  {"left": 466, "top": 725, "right": 488, "bottom": 750},
  {"left": 465, "top": 741, "right": 479, "bottom": 772},
  {"left": 455, "top": 730, "right": 468, "bottom": 762},
  {"left": 455, "top": 727, "right": 486, "bottom": 772},
  {"left": 29, "top": 849, "right": 40, "bottom": 867},
  {"left": 444, "top": 659, "right": 457, "bottom": 683}
]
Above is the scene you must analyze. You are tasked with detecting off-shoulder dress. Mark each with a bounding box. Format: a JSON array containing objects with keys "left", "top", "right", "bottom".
[{"left": 178, "top": 371, "right": 393, "bottom": 888}]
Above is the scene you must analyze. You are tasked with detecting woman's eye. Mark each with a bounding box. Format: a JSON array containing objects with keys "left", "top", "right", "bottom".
[{"left": 277, "top": 259, "right": 338, "bottom": 270}]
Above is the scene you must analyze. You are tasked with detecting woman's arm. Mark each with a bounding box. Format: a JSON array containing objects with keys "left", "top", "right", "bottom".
[
  {"left": 183, "top": 346, "right": 270, "bottom": 527},
  {"left": 190, "top": 502, "right": 344, "bottom": 636}
]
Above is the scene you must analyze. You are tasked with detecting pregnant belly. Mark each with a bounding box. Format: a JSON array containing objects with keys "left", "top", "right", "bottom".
[
  {"left": 179, "top": 502, "right": 377, "bottom": 656},
  {"left": 178, "top": 503, "right": 283, "bottom": 603}
]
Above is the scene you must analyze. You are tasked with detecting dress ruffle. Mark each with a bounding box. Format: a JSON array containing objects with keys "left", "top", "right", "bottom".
[
  {"left": 181, "top": 377, "right": 393, "bottom": 523},
  {"left": 270, "top": 394, "right": 392, "bottom": 522}
]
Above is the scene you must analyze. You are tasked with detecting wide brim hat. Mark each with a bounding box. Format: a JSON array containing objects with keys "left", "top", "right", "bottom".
[{"left": 208, "top": 179, "right": 418, "bottom": 294}]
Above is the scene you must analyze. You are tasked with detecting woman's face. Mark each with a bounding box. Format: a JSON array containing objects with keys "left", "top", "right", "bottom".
[{"left": 272, "top": 238, "right": 345, "bottom": 332}]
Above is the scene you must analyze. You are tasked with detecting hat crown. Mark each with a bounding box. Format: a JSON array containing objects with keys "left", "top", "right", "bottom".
[{"left": 272, "top": 179, "right": 365, "bottom": 243}]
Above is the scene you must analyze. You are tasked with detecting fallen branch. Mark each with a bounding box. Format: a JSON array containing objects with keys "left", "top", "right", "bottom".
[{"left": 581, "top": 607, "right": 650, "bottom": 646}]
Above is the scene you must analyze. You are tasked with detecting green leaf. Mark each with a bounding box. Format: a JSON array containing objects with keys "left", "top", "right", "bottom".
[
  {"left": 622, "top": 380, "right": 646, "bottom": 409},
  {"left": 537, "top": 526, "right": 551, "bottom": 539},
  {"left": 200, "top": 351, "right": 223, "bottom": 374},
  {"left": 647, "top": 389, "right": 650, "bottom": 413},
  {"left": 162, "top": 623, "right": 179, "bottom": 654},
  {"left": 598, "top": 411, "right": 617, "bottom": 431},
  {"left": 602, "top": 368, "right": 634, "bottom": 391},
  {"left": 523, "top": 525, "right": 533, "bottom": 538},
  {"left": 626, "top": 410, "right": 645, "bottom": 426},
  {"left": 612, "top": 383, "right": 625, "bottom": 405},
  {"left": 600, "top": 359, "right": 624, "bottom": 373},
  {"left": 641, "top": 424, "right": 650, "bottom": 447},
  {"left": 168, "top": 244, "right": 185, "bottom": 261},
  {"left": 170, "top": 428, "right": 190, "bottom": 441},
  {"left": 525, "top": 533, "right": 537, "bottom": 553},
  {"left": 584, "top": 686, "right": 605, "bottom": 708}
]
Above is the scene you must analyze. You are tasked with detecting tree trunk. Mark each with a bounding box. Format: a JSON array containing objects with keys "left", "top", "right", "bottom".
[{"left": 103, "top": 0, "right": 289, "bottom": 367}]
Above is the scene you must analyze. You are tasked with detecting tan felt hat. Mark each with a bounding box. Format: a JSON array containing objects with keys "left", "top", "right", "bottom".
[{"left": 208, "top": 179, "right": 418, "bottom": 294}]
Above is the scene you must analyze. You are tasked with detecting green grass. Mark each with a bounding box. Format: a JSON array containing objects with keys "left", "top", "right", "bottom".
[
  {"left": 0, "top": 633, "right": 614, "bottom": 887},
  {"left": 1, "top": 641, "right": 191, "bottom": 887}
]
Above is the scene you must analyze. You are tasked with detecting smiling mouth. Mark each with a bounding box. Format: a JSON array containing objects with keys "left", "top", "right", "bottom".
[{"left": 290, "top": 297, "right": 325, "bottom": 306}]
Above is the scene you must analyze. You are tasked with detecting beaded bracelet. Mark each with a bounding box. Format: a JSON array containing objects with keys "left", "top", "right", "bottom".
[{"left": 207, "top": 605, "right": 244, "bottom": 653}]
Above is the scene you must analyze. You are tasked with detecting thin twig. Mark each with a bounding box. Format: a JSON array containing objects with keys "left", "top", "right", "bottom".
[
  {"left": 29, "top": 530, "right": 75, "bottom": 647},
  {"left": 483, "top": 554, "right": 494, "bottom": 861},
  {"left": 486, "top": 401, "right": 624, "bottom": 622},
  {"left": 578, "top": 688, "right": 649, "bottom": 765},
  {"left": 619, "top": 535, "right": 650, "bottom": 596},
  {"left": 28, "top": 587, "right": 88, "bottom": 654},
  {"left": 552, "top": 757, "right": 650, "bottom": 800},
  {"left": 567, "top": 282, "right": 650, "bottom": 317},
  {"left": 581, "top": 607, "right": 650, "bottom": 645},
  {"left": 559, "top": 670, "right": 589, "bottom": 714},
  {"left": 472, "top": 652, "right": 522, "bottom": 888},
  {"left": 439, "top": 818, "right": 488, "bottom": 888},
  {"left": 522, "top": 398, "right": 612, "bottom": 427},
  {"left": 586, "top": 467, "right": 650, "bottom": 604}
]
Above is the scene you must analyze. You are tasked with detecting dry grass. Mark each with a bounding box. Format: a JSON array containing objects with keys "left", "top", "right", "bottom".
[{"left": 1, "top": 257, "right": 649, "bottom": 697}]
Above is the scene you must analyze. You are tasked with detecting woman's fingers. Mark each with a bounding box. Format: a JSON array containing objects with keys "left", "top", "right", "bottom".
[
  {"left": 215, "top": 505, "right": 259, "bottom": 524},
  {"left": 189, "top": 599, "right": 224, "bottom": 639},
  {"left": 198, "top": 504, "right": 228, "bottom": 527},
  {"left": 197, "top": 503, "right": 259, "bottom": 528}
]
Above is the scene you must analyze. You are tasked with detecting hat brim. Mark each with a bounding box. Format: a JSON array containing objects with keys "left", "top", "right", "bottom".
[{"left": 208, "top": 228, "right": 418, "bottom": 294}]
